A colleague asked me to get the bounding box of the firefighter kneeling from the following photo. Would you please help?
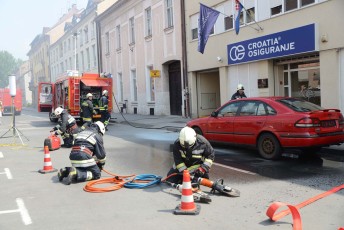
[57,121,107,185]
[51,107,79,148]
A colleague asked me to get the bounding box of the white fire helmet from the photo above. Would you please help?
[54,107,64,116]
[237,84,245,90]
[94,121,106,135]
[179,127,196,149]
[102,90,108,96]
[86,93,93,98]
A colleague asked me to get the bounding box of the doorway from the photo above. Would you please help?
[197,71,220,117]
[168,61,182,115]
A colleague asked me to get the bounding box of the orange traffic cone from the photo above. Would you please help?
[38,145,58,174]
[174,170,201,215]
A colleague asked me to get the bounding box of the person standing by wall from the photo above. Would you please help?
[81,93,95,130]
[231,84,247,100]
[99,90,110,131]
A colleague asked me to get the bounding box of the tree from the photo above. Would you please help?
[0,50,23,88]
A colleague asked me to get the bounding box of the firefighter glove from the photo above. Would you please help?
[97,162,105,170]
[194,167,206,178]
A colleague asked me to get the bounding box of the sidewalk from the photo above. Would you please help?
[109,112,190,132]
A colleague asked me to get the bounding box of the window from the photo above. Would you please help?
[285,0,298,11]
[118,73,123,102]
[129,17,135,44]
[86,48,90,70]
[79,29,83,46]
[59,44,63,57]
[145,7,152,37]
[147,66,155,101]
[271,5,282,16]
[165,0,174,28]
[301,0,315,7]
[81,51,84,71]
[69,57,72,70]
[218,101,242,117]
[246,7,255,24]
[191,28,198,40]
[131,70,137,101]
[76,54,79,70]
[116,25,121,49]
[90,22,95,39]
[105,32,110,54]
[224,16,234,30]
[239,101,257,116]
[92,45,96,67]
[84,26,89,43]
[68,39,71,51]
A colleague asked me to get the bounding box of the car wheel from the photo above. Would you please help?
[258,133,281,160]
[193,127,203,135]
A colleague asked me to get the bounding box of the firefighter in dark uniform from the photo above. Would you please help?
[166,126,215,184]
[81,93,95,130]
[51,107,79,147]
[57,121,107,185]
[231,84,247,100]
[99,90,110,130]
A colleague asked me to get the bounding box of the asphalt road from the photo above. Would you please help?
[0,111,343,230]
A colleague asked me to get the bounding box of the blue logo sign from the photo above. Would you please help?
[227,24,317,65]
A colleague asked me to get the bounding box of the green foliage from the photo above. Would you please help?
[0,50,22,88]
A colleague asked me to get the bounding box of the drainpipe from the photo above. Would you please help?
[181,0,190,118]
[96,19,102,74]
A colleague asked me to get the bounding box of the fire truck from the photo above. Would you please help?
[0,88,22,115]
[38,71,113,122]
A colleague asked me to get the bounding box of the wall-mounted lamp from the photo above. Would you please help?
[217,56,222,62]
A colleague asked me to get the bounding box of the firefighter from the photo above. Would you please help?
[231,84,247,100]
[81,93,95,130]
[99,90,110,131]
[50,107,79,147]
[57,121,107,185]
[166,126,215,184]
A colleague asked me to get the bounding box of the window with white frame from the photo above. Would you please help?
[165,0,174,28]
[131,69,137,101]
[116,25,121,49]
[145,7,152,37]
[105,32,110,54]
[76,54,79,70]
[117,73,123,102]
[147,66,155,101]
[92,45,96,67]
[86,48,90,70]
[65,60,68,70]
[84,26,89,43]
[91,22,95,39]
[79,29,83,46]
[68,38,71,51]
[69,57,72,70]
[270,0,316,16]
[129,17,135,44]
[81,51,84,71]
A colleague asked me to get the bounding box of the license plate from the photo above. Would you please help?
[321,120,336,127]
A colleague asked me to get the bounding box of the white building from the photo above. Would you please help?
[96,0,186,116]
[185,0,344,118]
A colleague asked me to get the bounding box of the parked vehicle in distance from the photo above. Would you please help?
[0,88,22,115]
[187,97,344,160]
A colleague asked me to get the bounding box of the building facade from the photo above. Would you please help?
[184,0,344,118]
[96,0,186,116]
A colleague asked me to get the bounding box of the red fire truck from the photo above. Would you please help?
[38,71,113,122]
[0,88,22,115]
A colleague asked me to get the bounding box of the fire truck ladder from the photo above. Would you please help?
[73,78,80,111]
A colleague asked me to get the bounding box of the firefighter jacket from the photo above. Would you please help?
[99,95,109,111]
[81,99,94,121]
[55,110,77,135]
[231,91,247,100]
[172,135,215,173]
[69,126,106,168]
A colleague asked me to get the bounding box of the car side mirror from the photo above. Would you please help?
[211,111,218,117]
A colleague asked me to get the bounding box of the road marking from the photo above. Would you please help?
[0,198,32,225]
[213,162,257,175]
[0,152,3,158]
[0,168,13,179]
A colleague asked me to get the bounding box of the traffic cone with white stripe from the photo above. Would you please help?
[38,145,58,174]
[174,169,201,215]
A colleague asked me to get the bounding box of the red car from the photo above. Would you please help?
[187,97,344,160]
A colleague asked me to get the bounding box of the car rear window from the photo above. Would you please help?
[277,98,324,112]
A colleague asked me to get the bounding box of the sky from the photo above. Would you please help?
[0,0,88,60]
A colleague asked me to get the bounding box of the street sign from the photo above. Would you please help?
[150,70,161,78]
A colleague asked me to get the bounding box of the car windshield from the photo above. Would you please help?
[277,98,324,112]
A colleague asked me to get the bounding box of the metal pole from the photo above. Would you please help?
[74,34,77,70]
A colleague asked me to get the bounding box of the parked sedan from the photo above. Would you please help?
[187,97,344,160]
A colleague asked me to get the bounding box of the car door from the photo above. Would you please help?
[207,101,242,143]
[233,101,269,145]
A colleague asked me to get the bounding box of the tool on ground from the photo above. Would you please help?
[266,184,344,230]
[195,177,240,197]
[174,170,201,215]
[38,145,58,174]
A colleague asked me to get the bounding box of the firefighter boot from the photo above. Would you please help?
[57,167,71,182]
[65,167,77,185]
